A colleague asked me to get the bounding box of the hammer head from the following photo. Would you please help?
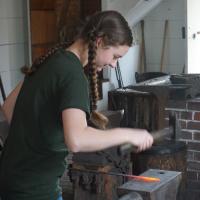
[168,111,180,140]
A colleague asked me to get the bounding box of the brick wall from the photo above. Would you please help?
[165,98,200,199]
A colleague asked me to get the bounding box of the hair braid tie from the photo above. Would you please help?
[90,111,109,130]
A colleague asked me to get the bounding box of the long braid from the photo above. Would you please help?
[21,42,72,76]
[88,30,99,110]
[87,29,108,129]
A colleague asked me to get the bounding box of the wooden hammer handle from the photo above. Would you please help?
[119,127,173,155]
[151,126,173,141]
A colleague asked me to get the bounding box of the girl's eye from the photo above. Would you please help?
[113,56,119,60]
[114,56,121,60]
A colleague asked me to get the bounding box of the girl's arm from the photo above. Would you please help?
[62,108,153,153]
[2,81,23,124]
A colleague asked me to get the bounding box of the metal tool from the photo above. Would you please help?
[118,169,182,200]
[71,168,160,182]
[115,61,124,88]
[119,112,180,155]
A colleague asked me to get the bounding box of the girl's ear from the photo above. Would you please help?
[96,37,104,48]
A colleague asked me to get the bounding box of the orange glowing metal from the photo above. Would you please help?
[73,168,160,183]
[127,175,160,182]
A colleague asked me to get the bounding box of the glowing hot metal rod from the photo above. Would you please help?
[71,168,160,183]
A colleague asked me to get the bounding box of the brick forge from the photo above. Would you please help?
[165,97,200,199]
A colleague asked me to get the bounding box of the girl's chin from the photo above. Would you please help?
[97,67,103,72]
[96,65,109,71]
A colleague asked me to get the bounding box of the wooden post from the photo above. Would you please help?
[160,20,169,72]
[139,20,147,73]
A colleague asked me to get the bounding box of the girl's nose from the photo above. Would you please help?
[110,60,118,68]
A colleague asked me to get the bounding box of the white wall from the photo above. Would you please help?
[144,0,186,74]
[101,0,164,27]
[186,0,200,73]
[0,0,28,103]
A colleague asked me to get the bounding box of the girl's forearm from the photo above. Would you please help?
[70,127,133,152]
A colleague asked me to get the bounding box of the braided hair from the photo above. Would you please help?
[87,30,108,129]
[21,42,72,75]
[22,10,133,129]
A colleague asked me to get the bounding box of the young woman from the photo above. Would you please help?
[0,11,153,200]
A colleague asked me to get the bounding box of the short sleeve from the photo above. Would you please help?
[58,69,90,119]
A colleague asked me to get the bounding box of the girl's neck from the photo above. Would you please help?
[66,39,88,67]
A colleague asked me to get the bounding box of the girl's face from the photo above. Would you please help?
[94,39,129,71]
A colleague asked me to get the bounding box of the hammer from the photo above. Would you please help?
[119,112,180,155]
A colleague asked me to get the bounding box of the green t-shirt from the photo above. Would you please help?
[0,50,90,200]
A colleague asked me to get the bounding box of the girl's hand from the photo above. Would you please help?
[129,129,153,152]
